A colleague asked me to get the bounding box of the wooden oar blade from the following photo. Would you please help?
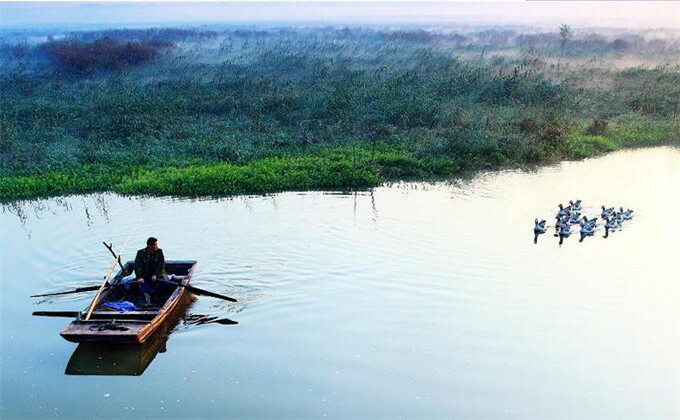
[185,284,237,302]
[159,278,237,302]
[33,311,82,318]
[30,285,104,298]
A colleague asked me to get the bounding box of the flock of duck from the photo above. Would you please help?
[533,199,634,243]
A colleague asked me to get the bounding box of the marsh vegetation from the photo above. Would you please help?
[1,25,679,200]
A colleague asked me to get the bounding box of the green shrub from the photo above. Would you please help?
[565,133,618,159]
[116,154,381,196]
[608,119,673,146]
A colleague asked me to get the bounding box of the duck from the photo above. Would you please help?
[579,220,595,235]
[582,215,597,228]
[555,215,569,229]
[614,211,625,224]
[534,218,547,233]
[601,206,614,218]
[604,217,618,230]
[558,224,572,237]
[557,204,570,218]
[570,199,583,211]
[620,207,634,220]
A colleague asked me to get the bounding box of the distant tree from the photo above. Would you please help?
[559,24,573,54]
[40,38,168,76]
[610,38,631,52]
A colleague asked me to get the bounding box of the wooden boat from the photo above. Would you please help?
[65,293,193,375]
[60,260,197,344]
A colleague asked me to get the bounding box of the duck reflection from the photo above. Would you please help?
[65,295,237,376]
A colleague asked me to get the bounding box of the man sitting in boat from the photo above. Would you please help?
[135,237,167,306]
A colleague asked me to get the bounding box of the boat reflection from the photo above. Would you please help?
[65,295,237,376]
[66,337,167,376]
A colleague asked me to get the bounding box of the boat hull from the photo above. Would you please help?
[60,260,196,344]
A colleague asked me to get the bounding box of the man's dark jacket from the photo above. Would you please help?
[134,248,166,280]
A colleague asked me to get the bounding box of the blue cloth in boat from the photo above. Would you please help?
[104,301,137,311]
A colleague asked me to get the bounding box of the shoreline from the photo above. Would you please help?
[2,131,677,202]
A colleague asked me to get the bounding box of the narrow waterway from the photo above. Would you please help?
[1,146,678,419]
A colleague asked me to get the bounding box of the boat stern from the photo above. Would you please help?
[61,320,149,344]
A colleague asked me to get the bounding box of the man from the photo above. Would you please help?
[134,237,166,306]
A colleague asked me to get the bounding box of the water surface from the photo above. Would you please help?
[1,146,679,419]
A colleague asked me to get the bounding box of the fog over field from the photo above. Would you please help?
[1,1,678,200]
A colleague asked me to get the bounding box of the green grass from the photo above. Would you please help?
[565,117,679,159]
[0,165,138,200]
[3,126,676,201]
[565,134,618,159]
[116,152,382,196]
[608,118,676,147]
[1,148,447,200]
[1,27,679,201]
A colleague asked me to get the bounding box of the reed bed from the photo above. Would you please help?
[1,26,678,200]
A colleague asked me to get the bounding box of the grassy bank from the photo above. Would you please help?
[565,117,678,159]
[1,25,679,201]
[0,148,446,200]
[2,122,676,201]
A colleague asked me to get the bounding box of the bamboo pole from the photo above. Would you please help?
[84,256,122,320]
[84,221,138,321]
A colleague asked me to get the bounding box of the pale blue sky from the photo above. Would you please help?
[1,1,678,29]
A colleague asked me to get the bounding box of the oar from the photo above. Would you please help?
[32,310,238,324]
[31,285,103,298]
[33,311,82,318]
[30,279,143,298]
[185,284,237,302]
[29,242,125,298]
[160,278,237,303]
[30,242,127,298]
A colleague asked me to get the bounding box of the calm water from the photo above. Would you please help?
[1,147,679,419]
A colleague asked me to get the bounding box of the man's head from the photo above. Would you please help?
[146,237,159,252]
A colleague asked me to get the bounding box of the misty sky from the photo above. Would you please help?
[0,1,678,29]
